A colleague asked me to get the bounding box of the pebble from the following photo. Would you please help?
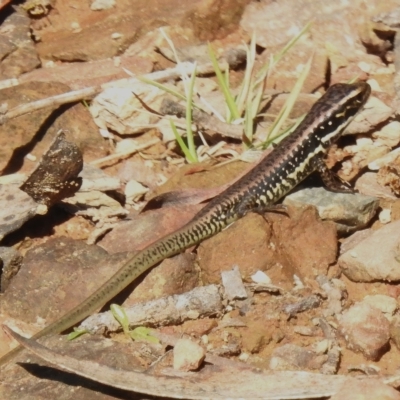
[173,338,205,371]
[221,265,247,300]
[339,220,400,282]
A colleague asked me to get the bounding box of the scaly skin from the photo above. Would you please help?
[0,82,371,367]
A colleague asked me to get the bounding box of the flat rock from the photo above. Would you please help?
[0,81,104,175]
[0,11,40,79]
[0,237,128,326]
[19,55,153,90]
[241,0,393,53]
[284,187,379,234]
[0,184,43,241]
[339,220,400,282]
[35,0,249,61]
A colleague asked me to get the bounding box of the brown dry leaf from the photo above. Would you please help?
[20,131,83,207]
[143,184,230,211]
[5,326,398,400]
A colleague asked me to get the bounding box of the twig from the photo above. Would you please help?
[79,285,223,334]
[160,98,243,140]
[0,60,236,126]
[89,138,160,167]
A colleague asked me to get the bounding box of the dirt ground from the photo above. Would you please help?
[1,0,400,399]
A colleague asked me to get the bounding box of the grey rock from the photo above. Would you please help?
[0,184,43,241]
[284,187,379,234]
[221,265,247,301]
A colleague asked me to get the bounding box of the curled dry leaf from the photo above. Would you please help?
[20,131,83,207]
[4,326,400,400]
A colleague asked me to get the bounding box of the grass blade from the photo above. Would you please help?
[264,53,313,146]
[208,44,239,121]
[170,120,197,163]
[185,63,197,161]
[138,76,187,102]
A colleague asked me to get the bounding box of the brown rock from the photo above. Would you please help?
[35,0,249,62]
[0,237,127,327]
[124,253,200,306]
[0,11,40,79]
[181,318,217,336]
[338,302,390,360]
[183,0,252,42]
[240,320,273,354]
[198,213,274,284]
[339,220,400,282]
[19,55,153,90]
[271,206,338,280]
[0,81,104,174]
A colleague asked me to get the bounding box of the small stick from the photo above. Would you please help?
[0,60,236,125]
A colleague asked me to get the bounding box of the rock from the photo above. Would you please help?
[181,318,217,336]
[36,0,248,62]
[363,295,397,320]
[198,213,275,285]
[316,276,346,317]
[91,0,116,11]
[241,320,273,354]
[284,187,379,234]
[339,229,372,254]
[338,302,390,360]
[339,220,400,282]
[331,378,400,400]
[389,315,400,351]
[372,121,400,148]
[241,0,366,53]
[19,55,153,90]
[0,11,40,79]
[269,343,327,371]
[369,148,400,170]
[173,338,205,371]
[221,265,247,301]
[0,184,44,241]
[379,208,392,224]
[125,179,149,204]
[283,295,322,317]
[0,81,105,174]
[0,247,22,293]
[355,172,398,200]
